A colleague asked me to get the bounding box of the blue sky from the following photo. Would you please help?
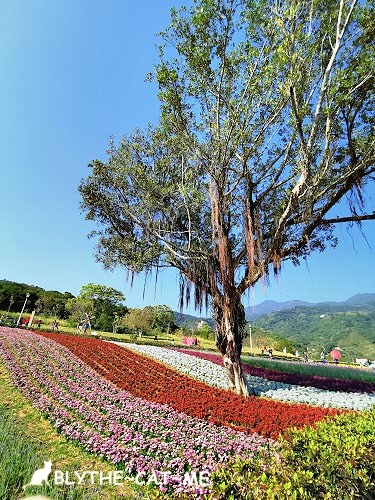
[0,1,374,313]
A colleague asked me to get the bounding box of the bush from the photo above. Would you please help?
[209,409,375,499]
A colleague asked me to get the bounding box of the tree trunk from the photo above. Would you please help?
[214,295,249,397]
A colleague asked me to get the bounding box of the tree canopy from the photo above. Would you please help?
[121,304,176,335]
[121,306,155,335]
[152,304,176,333]
[66,283,126,331]
[0,279,73,318]
[79,0,375,395]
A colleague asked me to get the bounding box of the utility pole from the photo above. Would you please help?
[248,323,253,355]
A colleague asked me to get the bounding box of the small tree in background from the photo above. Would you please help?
[152,304,176,333]
[66,296,95,326]
[67,283,126,331]
[79,0,375,396]
[121,307,155,336]
[197,322,216,340]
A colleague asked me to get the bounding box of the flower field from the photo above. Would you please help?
[0,328,275,496]
[155,348,374,410]
[38,331,342,437]
[1,326,373,498]
[117,343,375,410]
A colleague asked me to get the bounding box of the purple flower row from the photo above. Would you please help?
[0,328,277,496]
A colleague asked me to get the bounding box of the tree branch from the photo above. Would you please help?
[321,214,375,224]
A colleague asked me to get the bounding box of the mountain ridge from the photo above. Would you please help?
[174,293,375,328]
[245,293,375,320]
[253,295,375,360]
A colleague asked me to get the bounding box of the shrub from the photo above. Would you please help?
[209,409,375,499]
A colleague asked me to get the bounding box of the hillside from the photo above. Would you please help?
[245,293,375,320]
[174,312,300,355]
[254,299,375,361]
[245,299,313,319]
[174,312,216,330]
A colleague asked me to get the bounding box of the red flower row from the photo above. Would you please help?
[40,333,342,439]
[176,349,375,394]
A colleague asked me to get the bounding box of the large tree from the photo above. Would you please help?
[79,0,374,396]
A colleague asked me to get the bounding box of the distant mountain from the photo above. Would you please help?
[174,312,215,330]
[344,293,375,306]
[175,294,375,330]
[253,297,375,361]
[245,299,313,320]
[245,293,375,320]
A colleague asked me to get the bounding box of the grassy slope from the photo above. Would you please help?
[5,309,374,371]
[0,309,328,364]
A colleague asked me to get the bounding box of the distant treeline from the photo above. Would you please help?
[0,279,299,353]
[0,280,175,335]
[0,280,74,318]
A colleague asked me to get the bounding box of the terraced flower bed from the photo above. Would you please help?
[6,327,374,497]
[38,331,343,438]
[0,328,276,496]
[122,344,375,410]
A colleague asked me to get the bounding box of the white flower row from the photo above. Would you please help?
[109,342,375,411]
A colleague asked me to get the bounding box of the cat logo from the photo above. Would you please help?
[23,460,53,490]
